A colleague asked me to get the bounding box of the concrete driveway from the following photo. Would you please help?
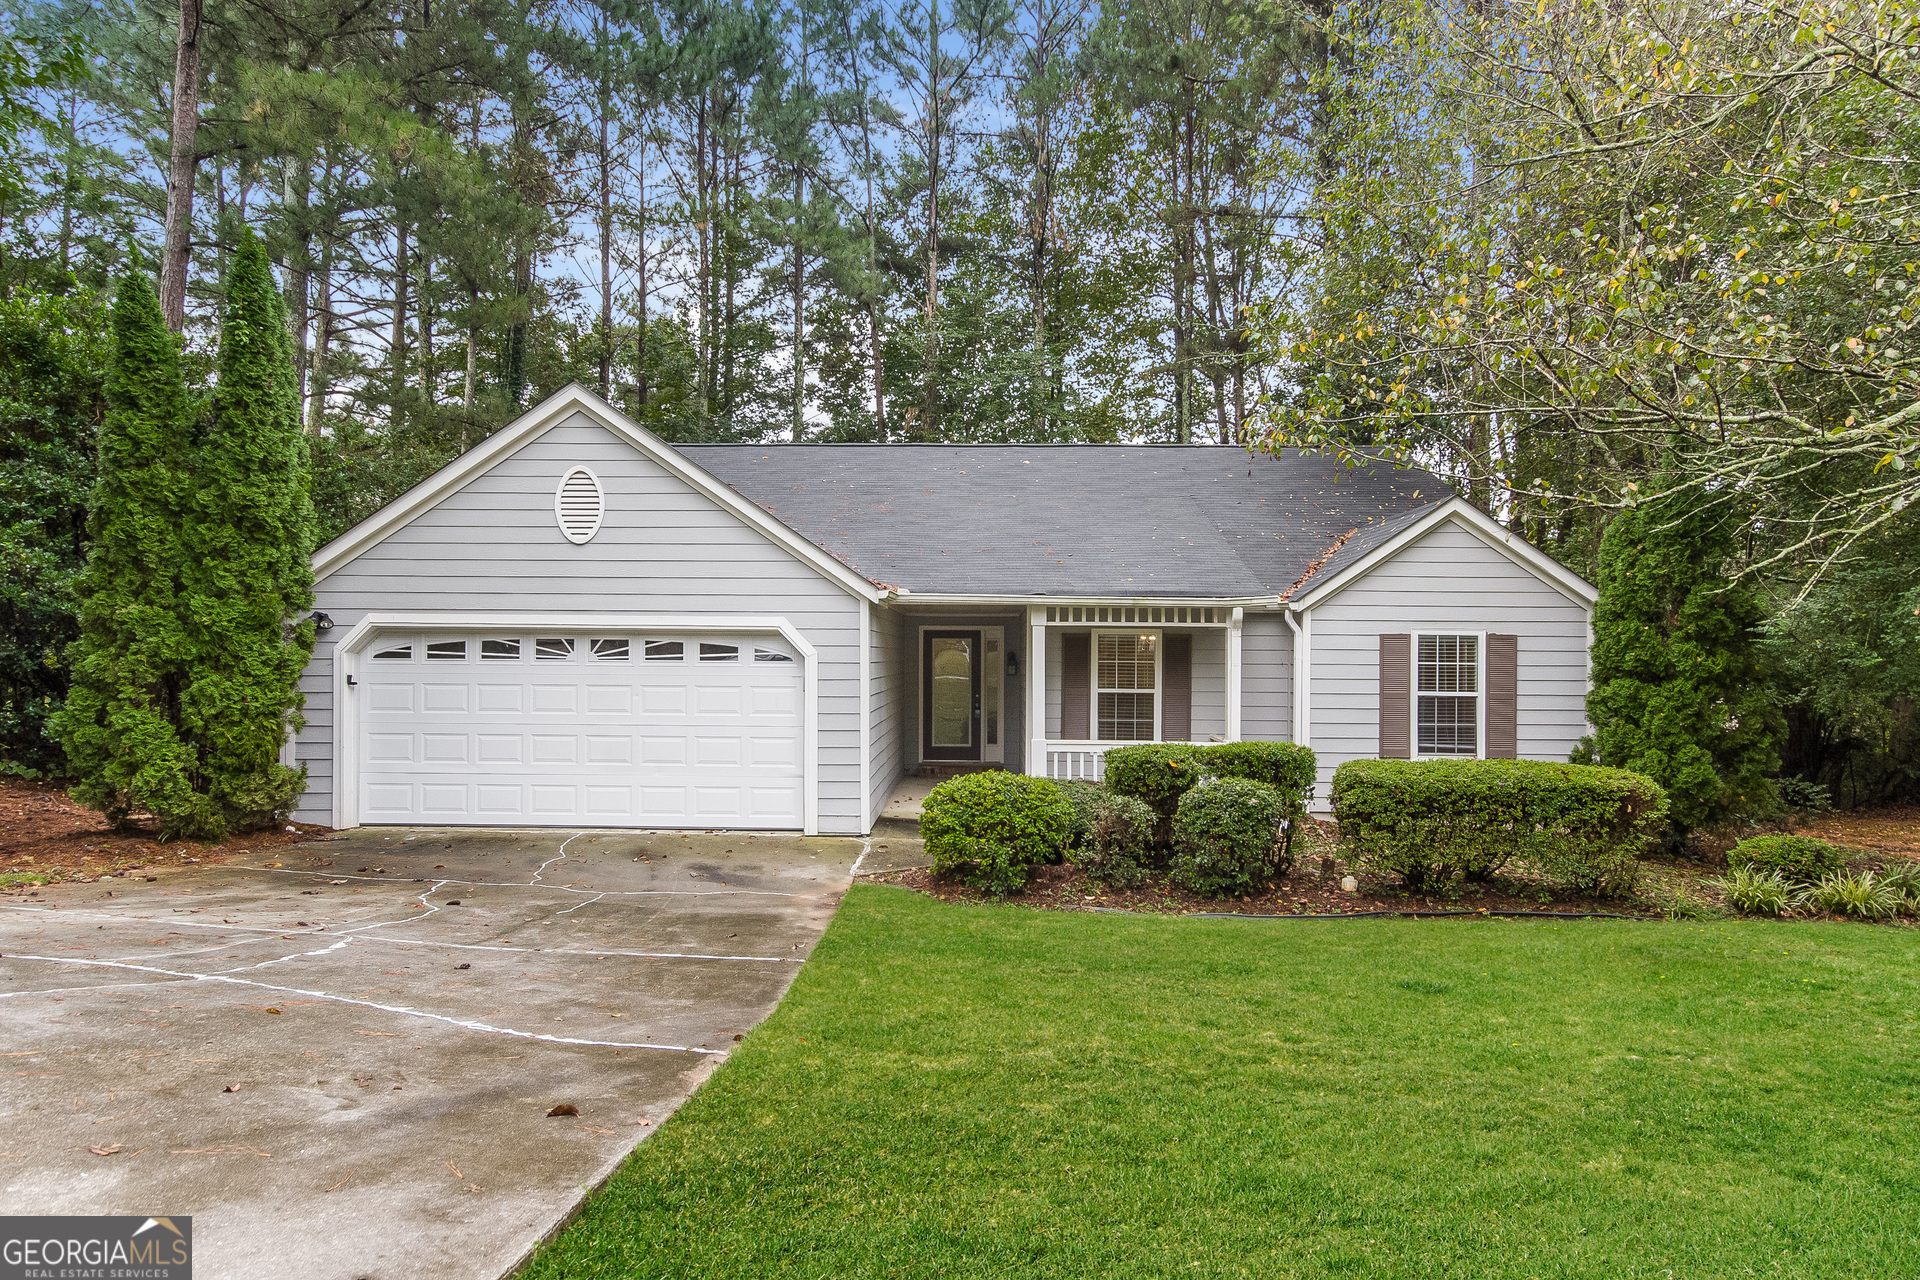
[0,826,864,1279]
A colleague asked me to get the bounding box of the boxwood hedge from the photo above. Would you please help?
[1726,834,1844,886]
[1170,778,1292,896]
[1331,758,1667,894]
[920,771,1073,896]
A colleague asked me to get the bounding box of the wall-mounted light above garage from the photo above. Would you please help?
[554,466,605,544]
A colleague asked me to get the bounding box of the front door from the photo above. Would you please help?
[922,629,982,762]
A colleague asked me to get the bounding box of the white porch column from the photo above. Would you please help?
[1027,605,1048,777]
[1226,607,1244,742]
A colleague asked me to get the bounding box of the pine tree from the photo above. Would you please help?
[175,227,316,834]
[50,272,211,833]
[1585,480,1782,841]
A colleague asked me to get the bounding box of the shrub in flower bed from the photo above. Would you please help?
[1059,780,1109,848]
[1726,834,1844,886]
[1799,870,1901,919]
[1712,866,1796,917]
[1070,790,1157,888]
[1200,740,1317,869]
[1169,777,1291,897]
[920,771,1073,896]
[1104,743,1208,823]
[1332,758,1667,895]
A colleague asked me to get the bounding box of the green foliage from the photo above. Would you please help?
[1878,861,1920,910]
[1169,777,1290,897]
[920,770,1073,896]
[1059,779,1109,848]
[1712,867,1796,918]
[50,272,205,832]
[1103,743,1208,819]
[1200,741,1317,798]
[1799,871,1901,920]
[0,288,106,773]
[1332,758,1668,896]
[1586,481,1782,840]
[1726,835,1844,886]
[176,228,317,832]
[1071,790,1156,889]
[53,242,315,841]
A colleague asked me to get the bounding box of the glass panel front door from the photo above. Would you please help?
[922,630,982,761]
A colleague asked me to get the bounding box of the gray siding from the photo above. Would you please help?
[1241,611,1294,741]
[1305,522,1590,807]
[868,602,908,825]
[295,411,868,833]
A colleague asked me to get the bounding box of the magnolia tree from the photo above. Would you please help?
[1261,0,1920,592]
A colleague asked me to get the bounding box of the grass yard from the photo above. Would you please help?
[522,886,1920,1279]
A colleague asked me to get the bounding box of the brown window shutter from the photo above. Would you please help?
[1162,633,1192,741]
[1486,634,1518,759]
[1061,633,1090,740]
[1379,634,1411,758]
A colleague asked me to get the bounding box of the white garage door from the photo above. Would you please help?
[357,631,804,828]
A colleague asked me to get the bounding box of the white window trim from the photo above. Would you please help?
[1093,628,1163,744]
[327,612,819,835]
[1410,630,1486,760]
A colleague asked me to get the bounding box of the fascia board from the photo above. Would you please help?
[898,592,1279,608]
[311,384,881,604]
[1289,499,1597,611]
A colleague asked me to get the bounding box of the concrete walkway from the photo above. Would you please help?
[0,827,861,1280]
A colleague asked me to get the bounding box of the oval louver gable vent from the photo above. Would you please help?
[554,467,605,544]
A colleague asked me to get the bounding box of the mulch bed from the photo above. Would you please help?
[0,776,328,885]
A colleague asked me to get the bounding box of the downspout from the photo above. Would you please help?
[1281,604,1308,748]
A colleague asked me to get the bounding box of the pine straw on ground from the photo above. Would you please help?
[0,776,328,886]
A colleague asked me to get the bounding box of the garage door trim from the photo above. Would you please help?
[329,612,818,834]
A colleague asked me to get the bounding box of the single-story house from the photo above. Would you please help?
[291,385,1596,835]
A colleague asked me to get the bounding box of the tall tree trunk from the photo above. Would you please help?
[391,222,410,426]
[284,162,312,408]
[696,96,711,423]
[597,18,613,397]
[421,254,435,406]
[160,0,203,331]
[919,0,941,441]
[636,130,649,410]
[307,223,334,434]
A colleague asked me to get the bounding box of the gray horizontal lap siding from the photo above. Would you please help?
[1239,612,1293,742]
[1306,523,1590,806]
[293,414,868,834]
[868,603,908,827]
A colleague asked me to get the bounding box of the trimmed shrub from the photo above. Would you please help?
[1726,835,1844,886]
[1104,743,1208,820]
[1169,778,1290,897]
[920,771,1073,896]
[1332,758,1668,895]
[1074,792,1156,889]
[1200,740,1318,870]
[1712,867,1796,917]
[1799,871,1900,920]
[1201,741,1318,799]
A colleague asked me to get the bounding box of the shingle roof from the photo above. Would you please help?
[676,444,1447,599]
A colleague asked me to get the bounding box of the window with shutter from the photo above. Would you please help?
[1379,634,1411,758]
[1162,633,1193,741]
[1486,634,1518,759]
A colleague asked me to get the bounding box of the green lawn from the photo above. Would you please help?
[522,886,1920,1279]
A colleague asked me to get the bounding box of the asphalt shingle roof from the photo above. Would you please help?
[678,444,1447,599]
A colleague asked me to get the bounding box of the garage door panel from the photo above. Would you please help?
[640,736,685,764]
[422,734,468,763]
[585,735,632,764]
[532,685,578,713]
[476,735,523,763]
[530,735,577,763]
[360,631,803,830]
[694,685,742,715]
[640,686,687,715]
[369,685,413,713]
[478,684,523,713]
[423,685,468,712]
[694,736,742,766]
[367,733,414,763]
[586,685,632,714]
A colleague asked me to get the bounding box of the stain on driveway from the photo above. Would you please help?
[0,827,862,1279]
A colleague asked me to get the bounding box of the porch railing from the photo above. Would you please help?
[1044,741,1115,782]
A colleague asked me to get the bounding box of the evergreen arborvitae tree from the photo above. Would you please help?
[1585,479,1782,841]
[50,274,212,833]
[176,227,317,833]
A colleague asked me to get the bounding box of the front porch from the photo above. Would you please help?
[874,602,1245,812]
